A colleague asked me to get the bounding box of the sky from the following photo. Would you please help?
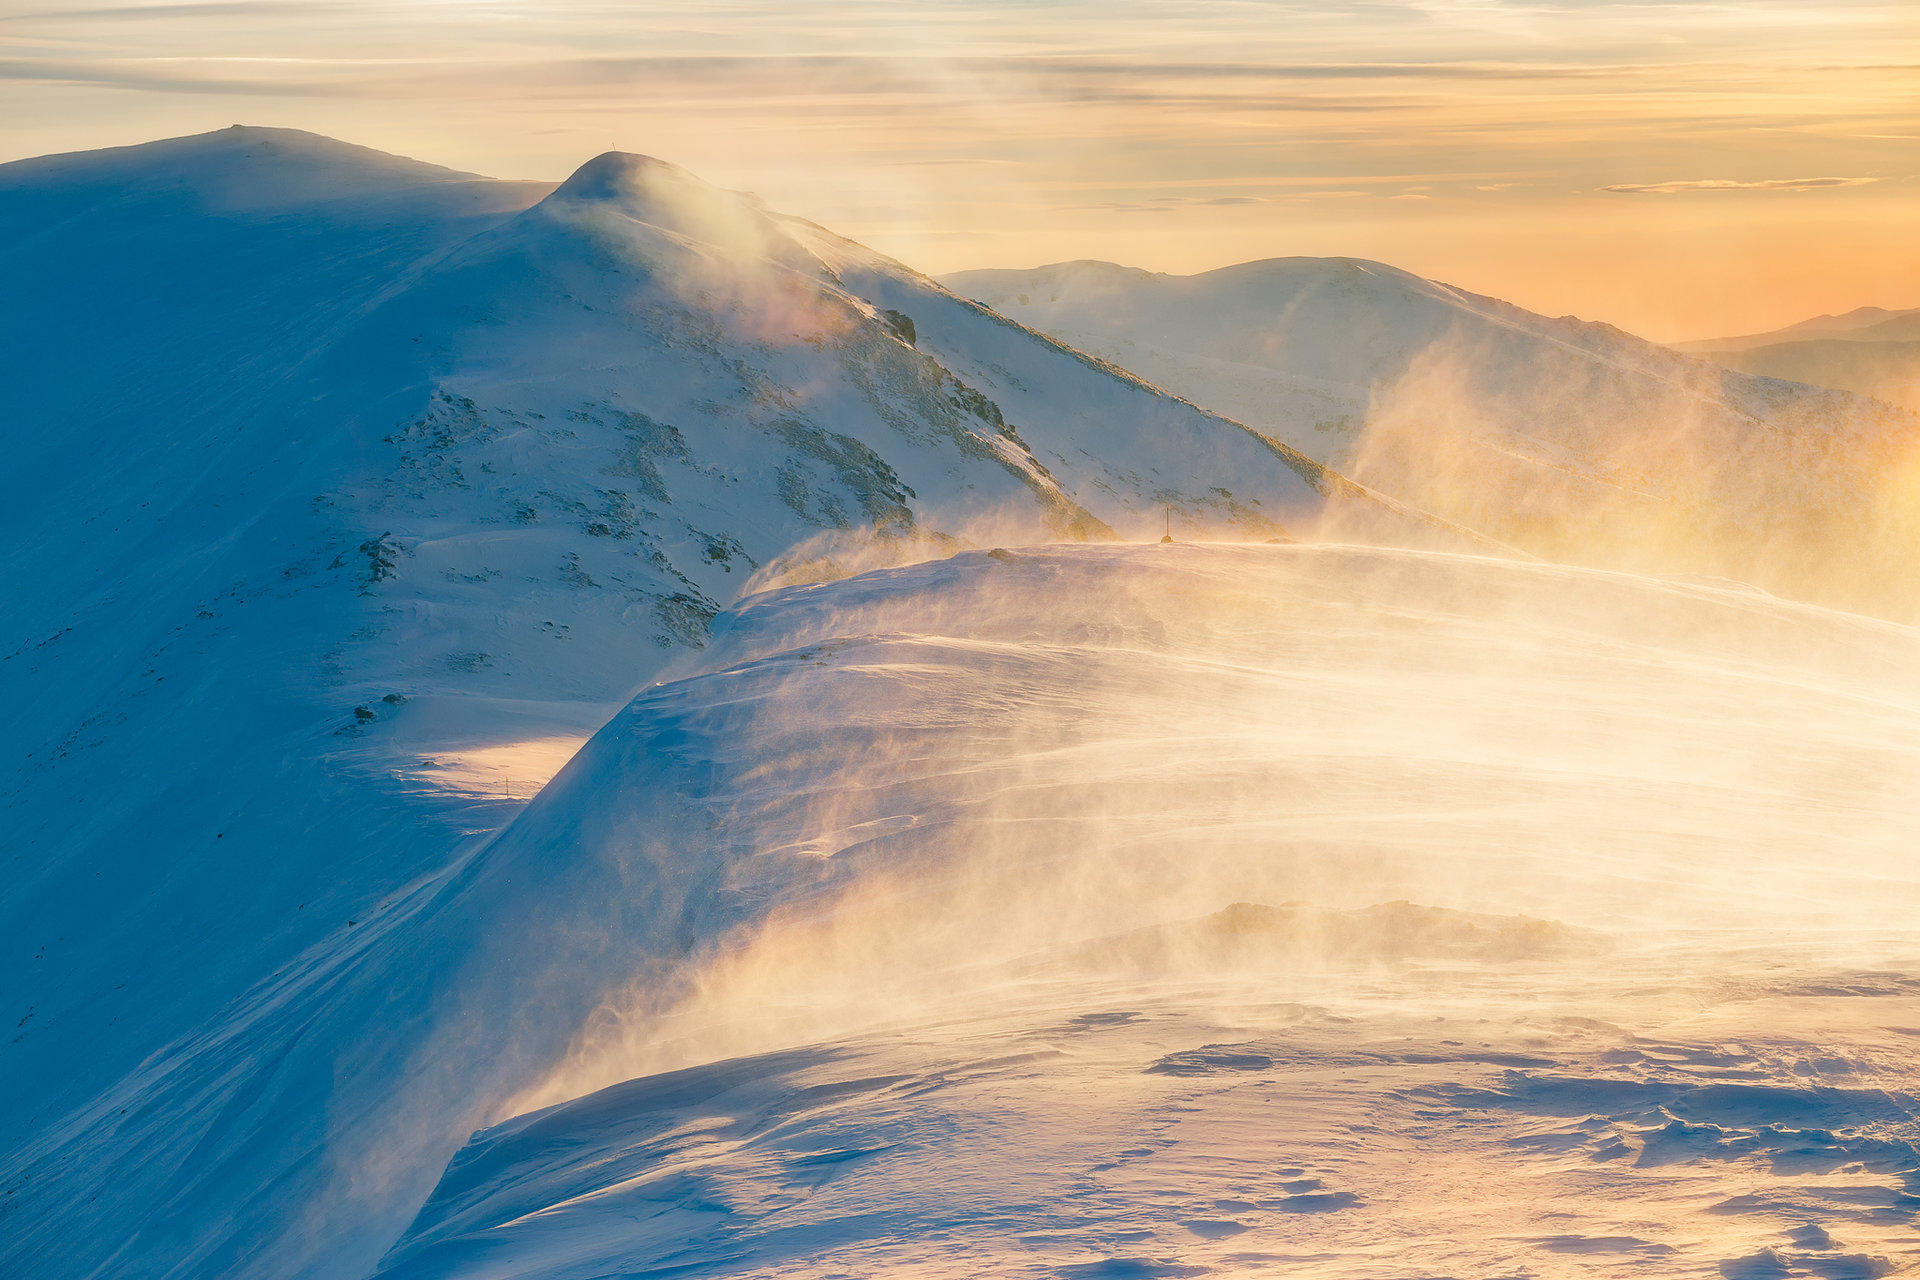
[3,0,1916,341]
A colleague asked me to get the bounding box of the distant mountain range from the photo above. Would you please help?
[1681,305,1920,350]
[945,259,1920,619]
[1674,307,1920,413]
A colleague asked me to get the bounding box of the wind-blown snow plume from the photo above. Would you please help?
[362,543,1920,1278]
[948,258,1920,621]
[1345,335,1920,621]
[491,544,1920,1117]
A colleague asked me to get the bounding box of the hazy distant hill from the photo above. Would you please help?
[946,259,1920,620]
[1680,305,1920,350]
[1675,308,1920,412]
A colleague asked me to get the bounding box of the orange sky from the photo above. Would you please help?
[5,1,1916,340]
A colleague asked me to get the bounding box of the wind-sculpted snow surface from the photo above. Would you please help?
[369,544,1920,1280]
[946,259,1920,621]
[15,544,1916,1278]
[361,543,1919,1279]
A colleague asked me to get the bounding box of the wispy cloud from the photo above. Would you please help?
[0,56,369,96]
[2,0,1915,338]
[1601,176,1881,194]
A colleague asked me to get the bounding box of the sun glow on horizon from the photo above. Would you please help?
[4,0,1917,339]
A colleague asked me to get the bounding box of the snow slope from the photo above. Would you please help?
[0,131,1441,1279]
[944,260,1920,619]
[18,541,1915,1278]
[368,543,1920,1279]
[381,969,1920,1280]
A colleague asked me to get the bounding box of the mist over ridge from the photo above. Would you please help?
[947,258,1920,623]
[4,125,1920,1280]
[0,125,1434,1280]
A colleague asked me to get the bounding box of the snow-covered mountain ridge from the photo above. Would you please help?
[17,541,1915,1279]
[361,541,1920,1279]
[945,259,1920,620]
[0,128,1445,1280]
[9,125,1920,1280]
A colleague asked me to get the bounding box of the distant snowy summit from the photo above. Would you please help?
[948,258,1920,621]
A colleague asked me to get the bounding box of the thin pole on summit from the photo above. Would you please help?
[1161,506,1174,544]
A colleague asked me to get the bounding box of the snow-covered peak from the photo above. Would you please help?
[973,257,1163,291]
[1684,303,1920,350]
[10,124,1920,1280]
[548,150,712,205]
[529,147,829,281]
[0,124,501,215]
[944,254,1630,411]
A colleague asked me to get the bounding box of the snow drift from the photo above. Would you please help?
[374,542,1920,1278]
[16,542,1920,1277]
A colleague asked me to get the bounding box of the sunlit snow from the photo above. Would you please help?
[381,543,1920,1279]
[5,129,1919,1280]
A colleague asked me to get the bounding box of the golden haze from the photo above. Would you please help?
[3,1,1916,340]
